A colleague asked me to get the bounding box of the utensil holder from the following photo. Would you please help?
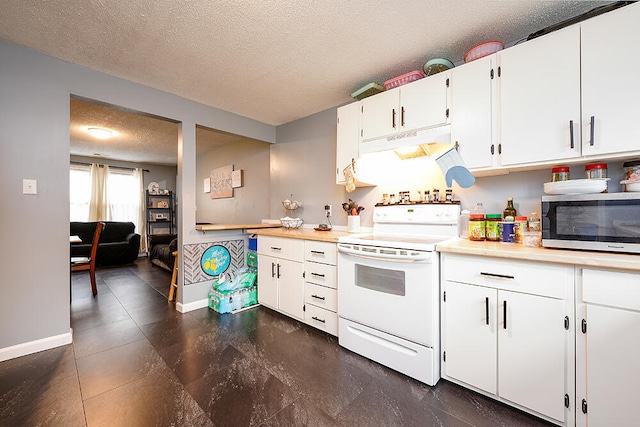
[347,216,360,233]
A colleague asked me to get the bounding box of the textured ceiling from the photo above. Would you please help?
[1,0,614,165]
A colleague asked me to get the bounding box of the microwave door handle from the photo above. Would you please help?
[337,245,430,262]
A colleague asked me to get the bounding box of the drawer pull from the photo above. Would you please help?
[480,272,515,280]
[311,294,326,301]
[310,250,325,255]
[311,272,325,278]
[270,246,282,251]
[312,316,326,324]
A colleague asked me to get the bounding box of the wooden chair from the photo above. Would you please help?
[169,250,178,302]
[71,221,104,296]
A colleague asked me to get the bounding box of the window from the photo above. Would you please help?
[70,164,91,221]
[107,169,140,228]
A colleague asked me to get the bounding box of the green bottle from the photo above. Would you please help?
[503,197,517,220]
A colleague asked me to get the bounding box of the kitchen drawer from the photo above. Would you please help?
[305,304,338,336]
[257,236,304,262]
[304,260,337,289]
[442,254,571,299]
[304,241,337,265]
[305,282,337,312]
[582,268,640,312]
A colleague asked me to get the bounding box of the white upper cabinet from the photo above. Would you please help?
[360,72,449,142]
[581,2,640,158]
[336,102,360,184]
[498,25,581,167]
[451,54,496,170]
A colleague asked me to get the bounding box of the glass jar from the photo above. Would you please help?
[528,212,541,232]
[485,214,502,241]
[445,189,453,203]
[469,214,486,241]
[459,210,470,239]
[551,166,570,182]
[432,189,440,203]
[389,194,396,204]
[585,163,608,179]
[514,216,527,244]
[623,160,640,181]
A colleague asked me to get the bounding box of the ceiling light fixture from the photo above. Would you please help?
[87,127,113,139]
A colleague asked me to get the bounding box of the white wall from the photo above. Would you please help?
[0,40,275,359]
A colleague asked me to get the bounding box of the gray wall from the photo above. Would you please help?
[0,39,275,354]
[272,108,347,227]
[196,139,271,224]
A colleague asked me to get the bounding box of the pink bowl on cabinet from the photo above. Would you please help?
[464,40,504,63]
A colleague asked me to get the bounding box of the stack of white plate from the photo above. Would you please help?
[543,178,609,195]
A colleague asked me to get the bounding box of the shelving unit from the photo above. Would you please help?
[146,190,176,236]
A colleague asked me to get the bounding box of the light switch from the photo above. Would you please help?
[23,179,37,195]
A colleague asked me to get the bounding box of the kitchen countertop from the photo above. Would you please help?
[195,223,281,232]
[437,239,640,272]
[247,227,350,243]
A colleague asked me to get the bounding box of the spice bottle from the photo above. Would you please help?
[433,189,440,203]
[445,189,453,203]
[503,197,517,220]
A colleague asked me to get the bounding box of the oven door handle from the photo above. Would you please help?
[337,244,431,262]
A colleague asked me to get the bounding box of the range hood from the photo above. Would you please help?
[359,125,451,156]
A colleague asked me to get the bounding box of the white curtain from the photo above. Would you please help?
[88,163,108,221]
[134,168,147,253]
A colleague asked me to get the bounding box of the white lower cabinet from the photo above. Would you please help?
[257,236,338,335]
[257,236,304,320]
[303,240,338,336]
[576,268,640,427]
[442,254,574,425]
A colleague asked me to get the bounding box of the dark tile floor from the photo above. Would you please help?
[0,259,554,426]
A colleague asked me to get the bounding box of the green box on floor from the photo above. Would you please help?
[208,286,258,314]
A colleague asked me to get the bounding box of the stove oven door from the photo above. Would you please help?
[337,244,438,347]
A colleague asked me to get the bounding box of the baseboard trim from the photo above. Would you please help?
[0,330,73,362]
[176,298,208,313]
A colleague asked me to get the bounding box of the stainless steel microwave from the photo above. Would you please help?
[542,192,640,254]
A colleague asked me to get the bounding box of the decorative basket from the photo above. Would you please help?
[280,217,303,229]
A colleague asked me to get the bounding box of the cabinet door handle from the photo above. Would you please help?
[569,120,574,149]
[401,106,405,127]
[311,294,326,300]
[270,246,281,251]
[310,250,325,255]
[277,263,281,279]
[392,108,396,129]
[311,272,325,278]
[480,272,515,280]
[485,297,490,325]
[503,300,507,330]
[271,262,275,278]
[590,115,595,146]
[312,316,326,324]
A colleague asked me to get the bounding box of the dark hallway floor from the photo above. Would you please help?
[0,259,553,426]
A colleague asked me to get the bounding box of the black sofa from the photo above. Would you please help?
[148,234,177,272]
[70,221,141,267]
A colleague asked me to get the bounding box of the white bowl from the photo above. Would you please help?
[280,217,303,229]
[626,181,640,192]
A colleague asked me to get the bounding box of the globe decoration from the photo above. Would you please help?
[201,245,231,276]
